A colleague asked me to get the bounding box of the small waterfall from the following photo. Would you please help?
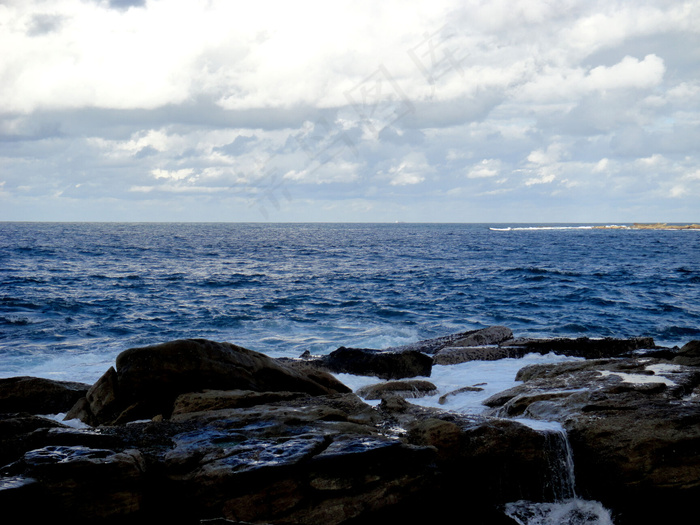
[504,422,614,525]
[543,426,577,501]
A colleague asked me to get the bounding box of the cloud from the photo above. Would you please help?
[1,0,699,222]
[283,160,361,185]
[385,153,432,186]
[684,169,700,181]
[585,54,665,91]
[467,159,502,179]
[518,54,666,107]
[593,158,609,173]
[26,13,66,36]
[524,173,556,186]
[669,185,687,198]
[108,0,146,10]
[527,143,566,165]
[151,168,193,181]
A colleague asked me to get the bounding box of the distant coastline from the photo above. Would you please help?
[594,223,700,230]
[489,223,700,231]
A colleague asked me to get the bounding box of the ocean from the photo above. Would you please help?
[1,222,699,385]
[3,221,696,524]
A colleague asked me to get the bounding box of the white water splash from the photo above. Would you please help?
[505,499,614,525]
[504,426,614,525]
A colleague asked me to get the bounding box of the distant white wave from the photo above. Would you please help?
[489,226,598,231]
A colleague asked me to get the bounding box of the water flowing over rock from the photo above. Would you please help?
[1,333,699,524]
[484,344,700,524]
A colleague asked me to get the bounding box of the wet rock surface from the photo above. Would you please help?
[498,335,659,359]
[0,376,89,414]
[1,331,698,524]
[385,326,662,365]
[67,339,351,426]
[355,380,438,400]
[312,347,433,380]
[483,349,700,524]
[387,325,514,355]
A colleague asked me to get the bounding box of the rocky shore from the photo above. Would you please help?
[1,327,699,524]
[593,223,700,230]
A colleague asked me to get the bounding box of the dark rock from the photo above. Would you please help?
[673,340,700,366]
[456,418,560,503]
[403,414,564,503]
[195,435,436,525]
[0,413,67,467]
[17,445,146,522]
[438,385,485,405]
[356,380,437,400]
[6,334,700,525]
[0,476,50,521]
[171,390,307,416]
[199,518,252,525]
[159,393,438,525]
[387,325,514,354]
[434,345,527,365]
[0,376,89,414]
[499,336,657,359]
[445,325,514,348]
[406,418,462,461]
[484,355,700,524]
[567,400,700,524]
[388,328,654,362]
[319,347,432,379]
[283,358,357,391]
[169,393,381,436]
[67,339,351,425]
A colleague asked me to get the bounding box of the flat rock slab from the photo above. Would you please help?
[434,345,527,365]
[386,326,514,355]
[318,347,433,379]
[500,336,657,358]
[356,380,438,400]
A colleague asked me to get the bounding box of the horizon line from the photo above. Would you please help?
[2,220,698,225]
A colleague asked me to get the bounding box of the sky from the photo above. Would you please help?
[1,0,699,223]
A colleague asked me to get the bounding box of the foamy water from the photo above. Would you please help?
[336,351,581,414]
[338,353,616,525]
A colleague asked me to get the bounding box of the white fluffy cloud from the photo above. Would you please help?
[467,159,502,179]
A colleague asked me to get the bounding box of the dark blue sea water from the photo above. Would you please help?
[1,222,699,383]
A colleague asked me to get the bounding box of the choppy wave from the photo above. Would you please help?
[1,222,699,382]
